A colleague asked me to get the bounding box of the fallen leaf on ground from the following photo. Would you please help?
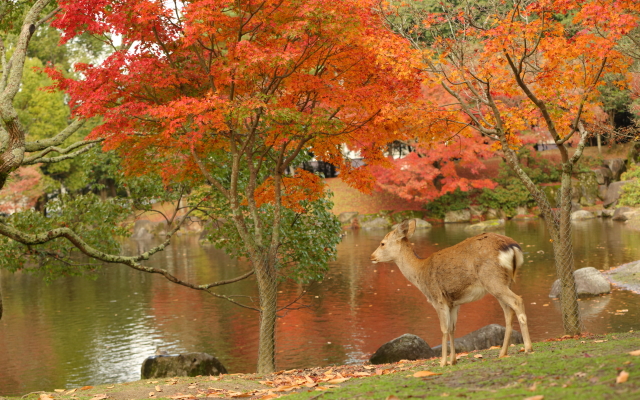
[489,346,501,350]
[90,395,108,400]
[386,396,400,400]
[80,387,94,391]
[155,386,162,392]
[259,395,279,400]
[39,395,54,400]
[66,389,77,395]
[528,383,537,391]
[54,389,65,393]
[524,396,544,400]
[149,392,156,398]
[617,371,629,384]
[327,377,350,384]
[474,354,483,359]
[629,350,640,356]
[413,371,441,377]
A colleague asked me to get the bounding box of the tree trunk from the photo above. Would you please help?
[551,168,581,335]
[0,274,3,321]
[254,257,278,373]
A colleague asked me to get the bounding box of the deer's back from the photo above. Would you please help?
[414,233,521,304]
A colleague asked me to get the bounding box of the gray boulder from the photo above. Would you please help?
[612,206,631,221]
[484,208,505,220]
[444,209,471,223]
[392,218,432,231]
[604,180,632,208]
[359,216,392,230]
[141,353,227,379]
[577,171,599,206]
[593,166,613,186]
[571,210,595,221]
[464,219,505,234]
[369,334,437,364]
[605,158,627,181]
[549,267,611,298]
[431,324,524,355]
[338,212,358,225]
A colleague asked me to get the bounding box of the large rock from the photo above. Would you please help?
[593,166,613,186]
[444,209,471,223]
[141,353,227,379]
[577,171,599,206]
[604,260,640,293]
[391,210,424,223]
[604,180,633,208]
[464,219,505,234]
[484,208,505,220]
[431,324,524,355]
[359,215,392,230]
[392,218,432,231]
[571,210,596,220]
[549,267,611,298]
[612,206,632,221]
[369,334,437,364]
[605,158,627,181]
[338,212,358,225]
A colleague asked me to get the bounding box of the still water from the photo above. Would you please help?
[1,219,640,394]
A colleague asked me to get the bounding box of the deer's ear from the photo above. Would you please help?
[398,219,416,239]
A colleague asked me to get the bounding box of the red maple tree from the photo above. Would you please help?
[48,0,422,372]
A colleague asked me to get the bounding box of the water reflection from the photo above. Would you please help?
[1,219,639,394]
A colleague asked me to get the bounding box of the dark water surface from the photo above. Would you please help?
[1,219,639,394]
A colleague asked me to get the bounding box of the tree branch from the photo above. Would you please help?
[24,119,85,152]
[22,138,102,165]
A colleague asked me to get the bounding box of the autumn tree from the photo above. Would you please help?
[379,0,639,335]
[11,0,422,373]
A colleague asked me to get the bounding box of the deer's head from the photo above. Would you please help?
[370,219,416,263]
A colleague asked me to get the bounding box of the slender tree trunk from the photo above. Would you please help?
[551,167,581,335]
[0,273,3,321]
[254,257,278,373]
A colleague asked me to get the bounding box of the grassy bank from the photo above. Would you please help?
[6,332,639,400]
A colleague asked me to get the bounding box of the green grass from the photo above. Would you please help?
[286,332,640,400]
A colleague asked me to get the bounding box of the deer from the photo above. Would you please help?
[370,219,533,367]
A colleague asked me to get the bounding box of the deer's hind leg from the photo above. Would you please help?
[498,299,515,357]
[479,273,533,354]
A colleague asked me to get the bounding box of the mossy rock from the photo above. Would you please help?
[391,210,424,223]
[577,171,599,206]
[358,213,393,230]
[141,353,227,379]
[541,184,561,207]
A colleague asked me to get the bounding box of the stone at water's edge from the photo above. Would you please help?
[338,211,358,225]
[571,210,596,220]
[612,206,632,221]
[603,261,640,293]
[141,353,227,379]
[464,219,505,234]
[369,334,437,364]
[549,267,611,298]
[431,324,524,355]
[359,216,393,230]
[604,180,633,208]
[444,209,471,223]
[391,218,432,231]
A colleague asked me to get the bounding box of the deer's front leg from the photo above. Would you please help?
[435,305,451,367]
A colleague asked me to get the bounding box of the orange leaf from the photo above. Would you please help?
[413,371,441,377]
[617,371,629,384]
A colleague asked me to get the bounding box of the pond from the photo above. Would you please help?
[1,219,639,395]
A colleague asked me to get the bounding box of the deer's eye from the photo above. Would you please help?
[381,243,385,246]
